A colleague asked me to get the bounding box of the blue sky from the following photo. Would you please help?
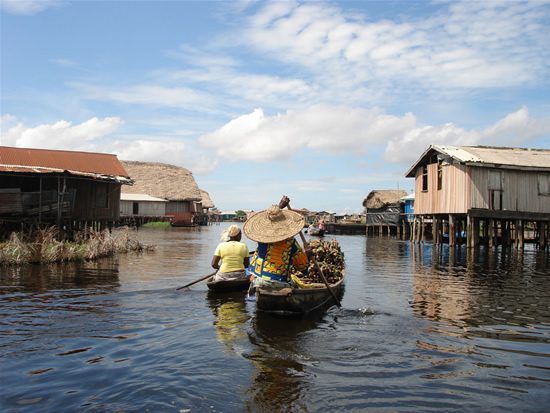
[1,0,549,213]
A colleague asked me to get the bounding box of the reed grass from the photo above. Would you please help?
[0,227,154,266]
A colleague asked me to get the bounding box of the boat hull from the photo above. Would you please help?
[307,228,325,236]
[256,275,344,317]
[206,276,250,292]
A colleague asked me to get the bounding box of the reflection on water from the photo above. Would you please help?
[1,227,549,412]
[246,313,321,413]
[206,291,250,354]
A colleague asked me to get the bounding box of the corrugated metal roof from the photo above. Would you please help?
[0,146,131,182]
[406,145,550,177]
[121,193,167,202]
[434,145,550,167]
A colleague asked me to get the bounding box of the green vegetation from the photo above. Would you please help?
[142,221,170,228]
[0,227,153,266]
[142,221,171,228]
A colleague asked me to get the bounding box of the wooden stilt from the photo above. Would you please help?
[449,214,455,247]
[517,219,524,250]
[432,216,439,245]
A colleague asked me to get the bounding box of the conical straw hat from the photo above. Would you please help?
[243,205,305,243]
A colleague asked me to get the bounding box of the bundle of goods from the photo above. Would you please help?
[291,239,344,285]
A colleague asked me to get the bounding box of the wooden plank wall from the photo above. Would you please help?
[470,168,550,214]
[413,163,470,215]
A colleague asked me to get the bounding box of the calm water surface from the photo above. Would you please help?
[1,225,549,412]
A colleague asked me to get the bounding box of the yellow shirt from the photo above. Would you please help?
[214,241,249,273]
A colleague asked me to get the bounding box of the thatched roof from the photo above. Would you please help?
[200,189,215,209]
[363,190,407,209]
[121,161,202,201]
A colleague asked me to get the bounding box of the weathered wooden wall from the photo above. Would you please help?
[414,163,550,216]
[120,200,166,216]
[470,168,550,213]
[0,174,121,221]
[413,163,470,215]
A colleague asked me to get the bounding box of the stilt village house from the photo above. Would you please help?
[0,146,131,234]
[405,145,550,249]
[363,189,407,237]
[120,161,202,226]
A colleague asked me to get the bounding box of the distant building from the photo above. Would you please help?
[363,189,407,236]
[220,211,238,221]
[401,193,415,220]
[405,145,550,248]
[198,189,215,213]
[121,161,202,227]
[194,189,215,225]
[0,146,131,235]
[120,193,167,217]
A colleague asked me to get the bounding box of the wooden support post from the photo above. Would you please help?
[432,216,438,244]
[467,215,473,248]
[449,214,455,247]
[488,219,494,248]
[456,219,462,245]
[420,217,426,242]
[517,219,524,250]
[538,221,545,249]
[473,217,479,248]
[502,221,509,247]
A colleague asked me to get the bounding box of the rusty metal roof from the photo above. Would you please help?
[0,146,131,182]
[406,145,550,177]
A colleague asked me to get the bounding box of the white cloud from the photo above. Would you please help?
[0,117,122,149]
[199,106,416,161]
[0,116,217,174]
[110,138,218,175]
[0,0,59,15]
[239,0,550,92]
[69,83,215,110]
[384,107,550,164]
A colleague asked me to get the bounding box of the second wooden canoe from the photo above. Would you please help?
[206,276,250,292]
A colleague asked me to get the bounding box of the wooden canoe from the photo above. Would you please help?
[255,272,345,317]
[206,276,250,292]
[307,227,325,236]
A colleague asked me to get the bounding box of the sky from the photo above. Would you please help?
[1,0,550,213]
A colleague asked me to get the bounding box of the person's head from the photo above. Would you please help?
[221,224,241,241]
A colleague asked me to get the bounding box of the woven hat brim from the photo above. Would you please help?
[243,209,305,243]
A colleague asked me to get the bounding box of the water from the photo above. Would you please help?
[1,226,549,412]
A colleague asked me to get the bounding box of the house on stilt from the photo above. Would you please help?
[121,161,202,227]
[363,189,407,237]
[0,146,132,237]
[405,145,550,249]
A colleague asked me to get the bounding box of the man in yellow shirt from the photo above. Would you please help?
[211,225,249,281]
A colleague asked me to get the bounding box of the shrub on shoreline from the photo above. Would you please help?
[0,227,153,266]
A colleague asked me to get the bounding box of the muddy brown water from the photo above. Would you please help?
[1,225,549,412]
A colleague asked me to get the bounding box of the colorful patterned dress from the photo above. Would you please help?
[249,238,309,283]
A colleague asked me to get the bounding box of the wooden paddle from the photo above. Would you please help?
[176,270,218,291]
[280,196,342,308]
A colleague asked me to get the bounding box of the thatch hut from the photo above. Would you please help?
[121,161,202,226]
[199,189,214,212]
[363,189,407,236]
[193,189,215,225]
